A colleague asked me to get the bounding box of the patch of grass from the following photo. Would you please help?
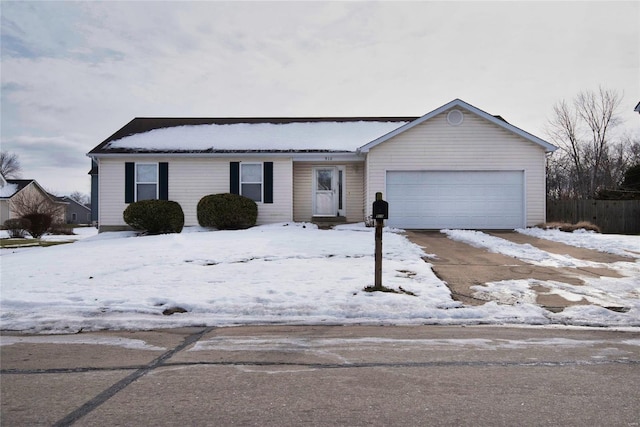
[536,221,601,233]
[0,239,74,249]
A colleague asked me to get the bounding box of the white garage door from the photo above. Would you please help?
[386,171,524,229]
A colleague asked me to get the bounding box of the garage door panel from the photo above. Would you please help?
[386,171,524,229]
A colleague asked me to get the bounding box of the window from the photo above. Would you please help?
[125,162,168,203]
[136,164,158,201]
[240,163,262,202]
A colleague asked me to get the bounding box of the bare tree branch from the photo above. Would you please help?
[0,151,22,178]
[546,87,628,199]
[11,190,64,219]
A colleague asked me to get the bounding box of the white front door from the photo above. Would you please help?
[313,167,337,216]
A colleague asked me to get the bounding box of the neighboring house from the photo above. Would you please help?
[635,101,640,114]
[0,175,67,225]
[87,99,557,232]
[61,196,92,225]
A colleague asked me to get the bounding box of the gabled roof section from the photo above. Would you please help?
[0,179,67,204]
[358,99,557,153]
[634,101,640,114]
[1,179,35,198]
[61,196,91,211]
[88,117,415,155]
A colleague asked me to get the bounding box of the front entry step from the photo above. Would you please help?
[312,216,347,229]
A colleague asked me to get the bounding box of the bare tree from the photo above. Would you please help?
[546,87,626,198]
[11,190,65,220]
[0,151,22,178]
[68,191,90,205]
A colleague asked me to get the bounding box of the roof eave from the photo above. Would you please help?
[88,150,363,159]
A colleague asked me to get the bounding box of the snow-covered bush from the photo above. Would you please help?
[3,218,32,238]
[123,200,184,234]
[197,193,257,230]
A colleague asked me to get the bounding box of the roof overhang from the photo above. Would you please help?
[88,151,364,161]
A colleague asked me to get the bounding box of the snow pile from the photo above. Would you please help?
[106,121,408,152]
[1,224,638,333]
[518,227,640,259]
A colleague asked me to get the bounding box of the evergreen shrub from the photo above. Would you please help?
[123,200,184,234]
[197,193,258,230]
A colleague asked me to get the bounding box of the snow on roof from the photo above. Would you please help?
[105,121,410,152]
[0,182,18,198]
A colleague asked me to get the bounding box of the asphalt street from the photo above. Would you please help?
[2,325,639,426]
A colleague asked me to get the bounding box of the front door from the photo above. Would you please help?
[313,167,337,216]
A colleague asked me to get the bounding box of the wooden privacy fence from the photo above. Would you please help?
[546,199,640,235]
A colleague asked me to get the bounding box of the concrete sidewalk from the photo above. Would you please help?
[405,230,628,312]
[2,325,639,426]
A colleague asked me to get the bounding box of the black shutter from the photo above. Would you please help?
[263,162,273,204]
[159,162,169,200]
[125,162,135,203]
[230,162,240,194]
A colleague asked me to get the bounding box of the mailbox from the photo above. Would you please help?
[372,199,389,220]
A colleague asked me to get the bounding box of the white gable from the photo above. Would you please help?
[358,99,556,153]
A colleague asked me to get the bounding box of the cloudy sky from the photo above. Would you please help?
[1,1,638,196]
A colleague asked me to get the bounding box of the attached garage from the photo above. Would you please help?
[386,171,524,229]
[360,99,557,230]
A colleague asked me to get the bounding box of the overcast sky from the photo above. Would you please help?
[1,1,638,196]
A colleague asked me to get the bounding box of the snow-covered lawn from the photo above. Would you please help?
[1,223,638,333]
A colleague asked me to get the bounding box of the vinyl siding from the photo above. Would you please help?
[365,110,548,226]
[345,162,365,222]
[293,162,364,222]
[0,200,10,223]
[98,157,293,229]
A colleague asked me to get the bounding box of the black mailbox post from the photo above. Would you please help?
[372,192,388,290]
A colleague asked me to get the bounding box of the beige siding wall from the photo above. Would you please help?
[98,158,128,227]
[0,200,10,223]
[98,157,293,229]
[365,110,548,226]
[293,162,365,223]
[292,163,313,222]
[346,162,365,222]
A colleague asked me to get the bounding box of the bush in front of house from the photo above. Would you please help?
[197,193,258,230]
[49,223,76,235]
[21,213,52,239]
[4,218,32,238]
[123,200,184,234]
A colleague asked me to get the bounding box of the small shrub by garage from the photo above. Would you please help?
[4,218,32,238]
[22,213,52,239]
[123,200,184,234]
[197,193,258,230]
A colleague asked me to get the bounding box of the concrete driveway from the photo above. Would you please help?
[405,230,628,312]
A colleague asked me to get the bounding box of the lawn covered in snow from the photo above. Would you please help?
[1,223,638,333]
